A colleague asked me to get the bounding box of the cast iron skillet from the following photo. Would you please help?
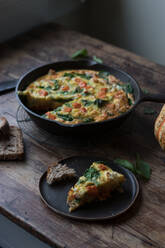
[16,59,165,135]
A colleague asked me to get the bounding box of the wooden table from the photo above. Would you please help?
[0,23,165,248]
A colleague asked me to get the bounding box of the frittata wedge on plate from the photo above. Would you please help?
[67,162,125,212]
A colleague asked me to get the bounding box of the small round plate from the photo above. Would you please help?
[39,156,140,221]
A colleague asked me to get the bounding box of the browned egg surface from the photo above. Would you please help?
[19,69,134,124]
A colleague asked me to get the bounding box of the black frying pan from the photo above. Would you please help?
[16,59,165,135]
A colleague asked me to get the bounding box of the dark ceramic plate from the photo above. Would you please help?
[39,156,140,221]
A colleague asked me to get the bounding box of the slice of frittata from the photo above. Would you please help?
[67,161,125,212]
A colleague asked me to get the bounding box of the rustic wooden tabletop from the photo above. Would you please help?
[0,23,165,248]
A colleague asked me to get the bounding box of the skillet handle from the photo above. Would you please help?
[140,92,165,103]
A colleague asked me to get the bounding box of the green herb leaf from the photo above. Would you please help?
[77,178,87,185]
[93,56,103,64]
[63,72,92,80]
[78,73,92,79]
[77,73,92,80]
[142,88,149,94]
[83,117,94,123]
[54,106,62,112]
[71,49,88,59]
[114,155,151,180]
[144,107,156,115]
[84,167,100,185]
[122,83,133,94]
[98,71,110,78]
[65,102,72,107]
[119,111,125,115]
[75,198,81,203]
[82,99,94,106]
[135,154,151,180]
[57,113,73,121]
[94,99,108,108]
[73,86,83,94]
[107,112,114,116]
[52,80,60,90]
[128,97,133,106]
[114,159,135,173]
[63,72,75,79]
[45,86,52,91]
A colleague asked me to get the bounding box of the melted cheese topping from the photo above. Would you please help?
[19,69,134,124]
[67,162,125,212]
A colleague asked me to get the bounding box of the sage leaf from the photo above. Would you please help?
[71,49,88,59]
[135,154,151,180]
[142,88,149,94]
[93,56,103,64]
[114,159,135,173]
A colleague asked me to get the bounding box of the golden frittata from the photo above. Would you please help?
[18,69,134,124]
[67,162,125,212]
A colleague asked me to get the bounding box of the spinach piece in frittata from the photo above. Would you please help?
[122,83,133,94]
[63,72,92,80]
[73,86,83,94]
[84,167,100,185]
[98,71,110,78]
[57,113,73,121]
[53,80,60,90]
[81,99,94,106]
[83,117,94,123]
[94,99,108,108]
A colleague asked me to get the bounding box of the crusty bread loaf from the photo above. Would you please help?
[47,163,76,185]
[154,105,165,150]
[0,126,24,160]
[0,117,10,137]
[154,105,165,137]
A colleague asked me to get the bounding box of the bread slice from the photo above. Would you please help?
[46,163,76,185]
[0,117,10,137]
[0,126,24,160]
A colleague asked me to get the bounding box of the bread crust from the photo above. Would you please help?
[160,123,165,150]
[154,105,165,138]
[154,105,165,150]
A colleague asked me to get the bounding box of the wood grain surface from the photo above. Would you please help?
[0,23,165,248]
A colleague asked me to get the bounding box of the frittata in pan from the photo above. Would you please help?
[67,162,125,212]
[18,69,134,124]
